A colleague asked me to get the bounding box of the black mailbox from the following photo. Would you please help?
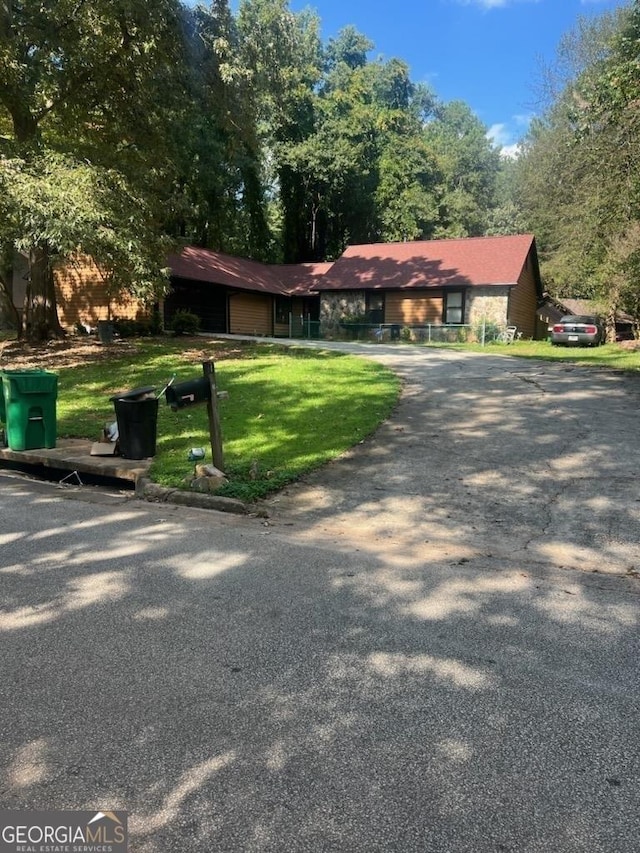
[165,376,211,411]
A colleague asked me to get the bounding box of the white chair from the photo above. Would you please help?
[497,325,518,343]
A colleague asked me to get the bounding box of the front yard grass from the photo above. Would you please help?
[8,333,635,501]
[429,339,640,372]
[53,338,400,501]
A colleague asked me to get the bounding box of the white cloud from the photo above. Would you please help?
[500,143,522,159]
[487,123,511,146]
[514,113,534,128]
[486,122,527,159]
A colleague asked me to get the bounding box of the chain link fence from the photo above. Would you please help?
[289,316,517,346]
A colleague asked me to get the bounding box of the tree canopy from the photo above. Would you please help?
[0,0,186,339]
[513,0,640,335]
[0,0,520,340]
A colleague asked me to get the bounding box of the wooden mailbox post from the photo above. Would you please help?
[202,360,224,472]
[164,360,225,472]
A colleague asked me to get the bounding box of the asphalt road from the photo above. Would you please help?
[1,344,639,852]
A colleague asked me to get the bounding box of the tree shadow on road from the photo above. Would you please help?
[0,350,639,852]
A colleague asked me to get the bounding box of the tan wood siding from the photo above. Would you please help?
[229,292,273,336]
[385,290,443,325]
[508,257,538,339]
[55,255,144,330]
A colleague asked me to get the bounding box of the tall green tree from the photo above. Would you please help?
[164,1,272,259]
[237,0,323,261]
[0,0,185,340]
[324,25,372,72]
[375,134,440,243]
[278,38,441,258]
[423,101,501,237]
[372,61,440,242]
[514,2,639,334]
[574,0,640,330]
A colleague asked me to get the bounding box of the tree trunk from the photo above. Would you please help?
[0,279,21,331]
[605,280,621,345]
[0,248,21,330]
[21,244,65,341]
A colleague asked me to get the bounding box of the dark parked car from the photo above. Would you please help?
[550,315,604,347]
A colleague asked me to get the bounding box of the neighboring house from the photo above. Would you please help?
[537,297,601,332]
[3,252,143,331]
[315,234,542,340]
[537,296,635,340]
[55,255,143,329]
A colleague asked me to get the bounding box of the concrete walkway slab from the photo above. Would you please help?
[0,437,151,484]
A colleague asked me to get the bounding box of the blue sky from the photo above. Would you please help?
[277,0,630,155]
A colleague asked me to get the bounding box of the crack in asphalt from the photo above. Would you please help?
[265,347,640,586]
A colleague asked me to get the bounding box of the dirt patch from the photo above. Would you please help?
[0,336,256,371]
[0,337,138,370]
[176,343,255,363]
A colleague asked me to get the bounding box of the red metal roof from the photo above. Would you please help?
[168,246,287,295]
[316,234,537,291]
[168,235,538,297]
[168,247,333,296]
[272,262,335,295]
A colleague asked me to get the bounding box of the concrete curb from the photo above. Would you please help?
[135,478,248,515]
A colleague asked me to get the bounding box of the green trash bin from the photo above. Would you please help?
[0,369,58,451]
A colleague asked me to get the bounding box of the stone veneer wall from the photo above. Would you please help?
[320,291,366,335]
[466,287,509,332]
[320,288,511,338]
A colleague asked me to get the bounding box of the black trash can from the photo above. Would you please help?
[110,386,158,459]
[97,320,114,344]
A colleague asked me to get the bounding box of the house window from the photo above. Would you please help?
[366,292,384,325]
[444,291,464,324]
[275,296,291,324]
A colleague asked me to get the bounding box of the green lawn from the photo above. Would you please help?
[54,339,400,501]
[13,334,638,501]
[428,338,640,373]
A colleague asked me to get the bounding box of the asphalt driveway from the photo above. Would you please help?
[0,343,638,852]
[266,342,640,576]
